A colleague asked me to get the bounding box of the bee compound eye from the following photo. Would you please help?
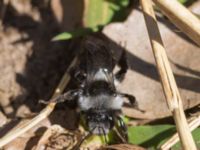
[75,71,86,82]
[112,93,117,97]
[108,116,113,121]
[103,68,108,72]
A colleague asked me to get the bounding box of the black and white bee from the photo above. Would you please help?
[42,36,140,140]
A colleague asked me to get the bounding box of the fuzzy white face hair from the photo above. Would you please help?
[78,94,124,111]
[78,68,124,111]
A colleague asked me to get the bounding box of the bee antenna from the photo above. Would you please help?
[100,127,108,144]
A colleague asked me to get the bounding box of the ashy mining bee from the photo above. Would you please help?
[42,35,140,141]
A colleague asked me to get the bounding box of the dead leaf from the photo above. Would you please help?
[103,8,200,119]
[102,144,146,150]
[35,124,80,150]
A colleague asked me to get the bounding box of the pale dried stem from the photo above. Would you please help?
[152,0,200,47]
[0,56,78,147]
[161,115,200,150]
[0,0,9,27]
[140,0,197,149]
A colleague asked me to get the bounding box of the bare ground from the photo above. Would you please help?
[0,0,200,149]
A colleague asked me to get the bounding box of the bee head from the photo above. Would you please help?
[82,109,115,135]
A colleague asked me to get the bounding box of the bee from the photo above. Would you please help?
[42,35,140,140]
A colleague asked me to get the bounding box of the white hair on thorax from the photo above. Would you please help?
[78,94,124,111]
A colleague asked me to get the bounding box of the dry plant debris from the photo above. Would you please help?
[103,144,146,150]
[0,0,200,150]
[35,125,80,150]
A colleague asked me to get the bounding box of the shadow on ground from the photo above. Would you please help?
[0,0,200,148]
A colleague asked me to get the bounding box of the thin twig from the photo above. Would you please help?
[103,144,146,150]
[140,0,197,149]
[161,114,200,150]
[0,0,9,28]
[152,0,200,47]
[0,56,78,147]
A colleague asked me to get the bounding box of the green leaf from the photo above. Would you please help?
[52,32,73,41]
[128,125,176,149]
[81,130,118,147]
[177,0,197,5]
[52,0,130,41]
[178,0,189,4]
[52,27,100,41]
[128,125,200,149]
[84,0,129,28]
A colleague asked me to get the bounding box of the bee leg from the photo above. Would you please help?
[39,89,82,104]
[114,50,128,84]
[120,93,137,106]
[116,116,128,142]
[119,93,145,113]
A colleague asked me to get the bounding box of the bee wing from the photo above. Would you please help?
[84,40,115,85]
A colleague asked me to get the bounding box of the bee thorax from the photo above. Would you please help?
[78,94,124,111]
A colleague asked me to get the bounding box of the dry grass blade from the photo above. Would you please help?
[0,56,78,147]
[161,114,200,150]
[102,144,146,150]
[152,0,200,47]
[140,0,197,149]
[0,0,10,27]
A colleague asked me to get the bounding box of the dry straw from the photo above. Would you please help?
[0,56,78,147]
[161,114,200,149]
[0,0,200,149]
[152,0,200,47]
[140,0,197,149]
